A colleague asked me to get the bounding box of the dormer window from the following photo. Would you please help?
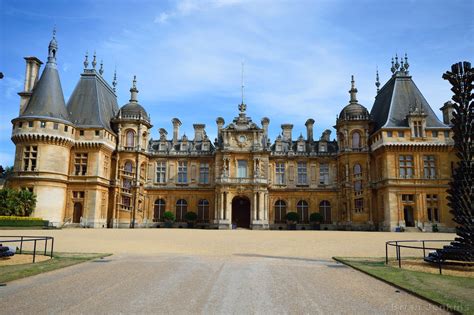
[319,143,327,152]
[276,144,282,152]
[413,121,422,137]
[297,144,304,152]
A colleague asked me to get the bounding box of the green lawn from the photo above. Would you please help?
[0,252,111,283]
[334,257,474,315]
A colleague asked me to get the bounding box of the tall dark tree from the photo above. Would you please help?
[427,61,473,263]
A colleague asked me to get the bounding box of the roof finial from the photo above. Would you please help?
[53,25,56,39]
[395,53,400,70]
[92,51,97,69]
[375,66,380,93]
[130,75,138,102]
[99,60,104,75]
[391,57,395,74]
[112,67,117,92]
[47,26,58,64]
[83,51,89,69]
[349,75,358,103]
[404,53,409,72]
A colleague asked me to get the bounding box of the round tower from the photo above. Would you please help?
[10,30,74,226]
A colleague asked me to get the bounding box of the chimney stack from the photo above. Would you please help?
[19,56,43,115]
[261,117,270,140]
[305,118,315,143]
[440,101,454,125]
[193,124,206,141]
[172,118,182,144]
[281,124,293,142]
[216,117,225,143]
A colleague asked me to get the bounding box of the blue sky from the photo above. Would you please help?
[0,0,472,166]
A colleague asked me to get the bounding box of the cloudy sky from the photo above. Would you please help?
[0,0,472,166]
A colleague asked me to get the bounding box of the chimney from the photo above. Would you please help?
[19,56,43,115]
[172,118,182,144]
[193,124,206,141]
[440,101,454,125]
[305,118,315,143]
[216,117,225,143]
[261,117,270,139]
[281,124,293,141]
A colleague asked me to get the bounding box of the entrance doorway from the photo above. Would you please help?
[73,202,83,223]
[232,196,251,228]
[404,206,415,227]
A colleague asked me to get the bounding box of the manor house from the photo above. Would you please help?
[8,33,457,231]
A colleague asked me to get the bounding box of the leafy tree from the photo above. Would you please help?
[0,188,37,217]
[16,189,36,216]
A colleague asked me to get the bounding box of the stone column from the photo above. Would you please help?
[219,192,224,220]
[253,192,257,220]
[258,192,264,221]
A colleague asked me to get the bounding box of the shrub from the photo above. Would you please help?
[309,212,323,223]
[0,188,36,217]
[0,216,48,227]
[286,212,299,223]
[184,211,198,222]
[163,211,175,222]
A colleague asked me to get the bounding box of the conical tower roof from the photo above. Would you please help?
[20,30,69,123]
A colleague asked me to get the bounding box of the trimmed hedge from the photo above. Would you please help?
[0,216,48,227]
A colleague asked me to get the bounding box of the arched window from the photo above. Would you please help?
[176,199,187,222]
[153,199,165,222]
[126,130,135,147]
[197,199,210,222]
[124,161,133,173]
[353,163,362,177]
[274,200,287,223]
[297,200,309,223]
[319,200,331,224]
[352,131,361,149]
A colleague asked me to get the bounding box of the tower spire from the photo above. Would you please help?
[130,75,138,102]
[349,75,358,103]
[47,26,58,65]
[375,67,380,93]
[112,67,117,92]
[238,61,247,114]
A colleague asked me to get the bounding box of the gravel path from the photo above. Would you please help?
[0,254,447,314]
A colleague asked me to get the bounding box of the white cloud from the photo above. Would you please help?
[154,12,170,24]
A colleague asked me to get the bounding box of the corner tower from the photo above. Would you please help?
[10,30,75,226]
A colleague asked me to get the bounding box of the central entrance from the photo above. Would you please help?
[232,196,251,228]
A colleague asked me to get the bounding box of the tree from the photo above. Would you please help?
[0,188,37,217]
[16,189,37,216]
[426,61,473,263]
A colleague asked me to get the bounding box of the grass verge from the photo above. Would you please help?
[334,257,473,314]
[0,252,111,283]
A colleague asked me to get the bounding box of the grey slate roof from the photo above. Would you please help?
[20,62,69,122]
[67,70,119,132]
[370,74,446,132]
[120,102,149,121]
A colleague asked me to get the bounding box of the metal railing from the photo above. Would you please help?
[385,239,452,274]
[0,236,54,263]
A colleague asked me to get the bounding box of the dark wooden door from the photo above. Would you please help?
[232,197,251,228]
[73,202,83,223]
[404,206,414,227]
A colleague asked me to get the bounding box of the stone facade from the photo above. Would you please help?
[7,36,457,231]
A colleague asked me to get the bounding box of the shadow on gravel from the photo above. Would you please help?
[233,253,346,267]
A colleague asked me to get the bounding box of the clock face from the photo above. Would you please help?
[239,135,246,143]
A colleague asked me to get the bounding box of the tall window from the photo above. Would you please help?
[197,199,210,222]
[355,198,364,212]
[275,162,285,185]
[178,161,188,183]
[319,201,331,223]
[423,155,436,179]
[353,164,362,177]
[319,163,329,185]
[176,199,187,221]
[156,161,166,183]
[122,178,132,190]
[23,145,37,171]
[297,162,307,185]
[399,155,414,178]
[297,200,309,223]
[104,156,109,177]
[352,131,361,149]
[124,161,133,173]
[413,121,422,137]
[274,200,287,223]
[122,196,131,209]
[354,180,362,194]
[237,160,247,178]
[153,199,166,222]
[426,194,439,222]
[74,153,88,175]
[199,163,210,184]
[126,130,135,147]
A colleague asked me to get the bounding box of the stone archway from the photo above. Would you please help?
[232,196,251,228]
[73,202,83,223]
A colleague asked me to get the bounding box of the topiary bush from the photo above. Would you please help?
[286,212,299,223]
[309,212,323,223]
[184,211,198,222]
[163,211,175,222]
